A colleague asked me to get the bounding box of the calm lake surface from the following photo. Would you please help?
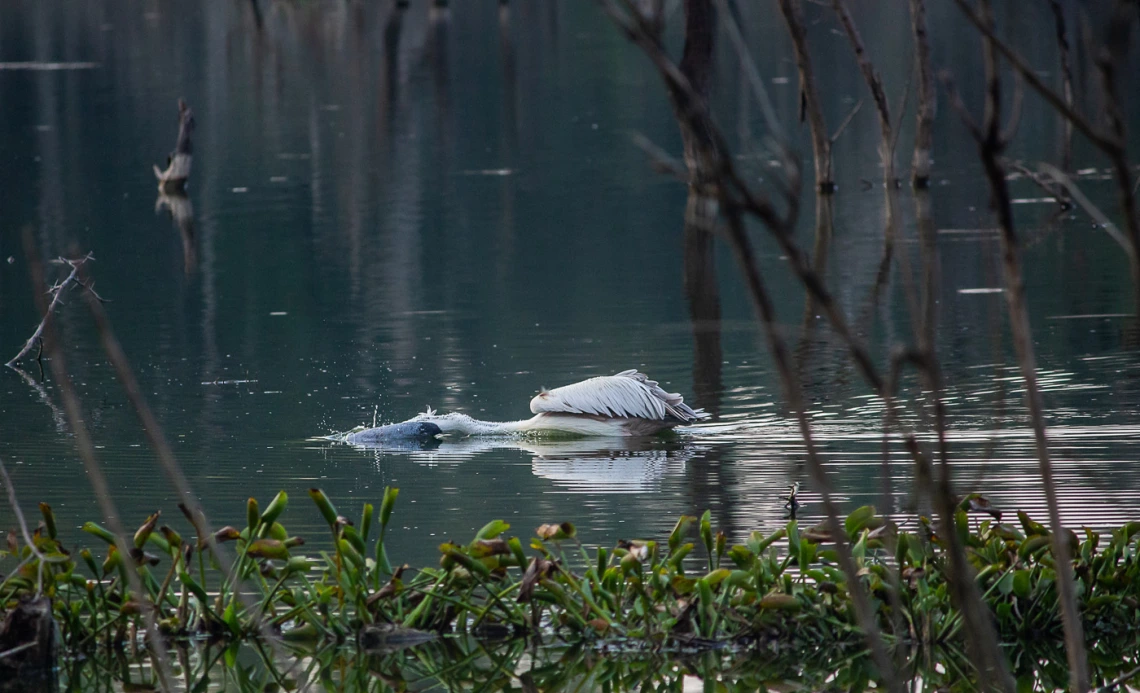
[2,0,1139,574]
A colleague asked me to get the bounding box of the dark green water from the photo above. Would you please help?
[2,0,1139,574]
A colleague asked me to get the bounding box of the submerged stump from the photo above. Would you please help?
[153,99,195,193]
[0,598,58,692]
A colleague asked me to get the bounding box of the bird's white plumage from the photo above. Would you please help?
[529,370,705,423]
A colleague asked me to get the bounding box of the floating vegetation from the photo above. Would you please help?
[2,490,1140,689]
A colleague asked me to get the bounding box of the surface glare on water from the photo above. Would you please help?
[1,0,1139,571]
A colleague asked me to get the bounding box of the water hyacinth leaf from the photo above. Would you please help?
[82,522,117,545]
[441,546,490,577]
[380,487,399,529]
[748,528,785,555]
[475,520,510,541]
[620,552,642,578]
[222,602,241,636]
[786,521,801,556]
[246,498,260,533]
[102,546,123,575]
[702,568,731,587]
[286,557,312,575]
[997,570,1014,596]
[668,515,696,552]
[671,575,695,595]
[213,526,241,544]
[1017,511,1048,536]
[266,522,289,541]
[536,523,575,541]
[667,543,695,572]
[360,503,373,543]
[798,539,816,572]
[955,509,970,547]
[1018,535,1051,559]
[699,510,713,555]
[247,539,290,560]
[133,511,161,549]
[727,570,751,590]
[308,488,339,528]
[160,526,183,551]
[79,549,99,576]
[844,506,876,538]
[342,525,366,555]
[179,571,209,604]
[146,533,171,555]
[470,538,510,559]
[728,545,756,569]
[507,537,528,569]
[338,539,365,570]
[38,503,57,540]
[259,491,288,530]
[895,532,910,565]
[1012,570,1032,599]
[759,593,800,611]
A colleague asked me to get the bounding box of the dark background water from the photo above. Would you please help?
[1,0,1139,565]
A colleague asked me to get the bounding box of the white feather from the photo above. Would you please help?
[529,370,705,423]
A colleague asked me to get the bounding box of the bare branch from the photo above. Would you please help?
[1038,161,1133,256]
[628,131,689,182]
[938,71,982,142]
[5,253,97,367]
[829,100,862,145]
[1049,0,1075,171]
[950,2,1089,687]
[777,0,833,191]
[950,0,1117,151]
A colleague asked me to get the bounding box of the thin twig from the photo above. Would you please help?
[1097,662,1140,693]
[0,641,38,660]
[829,100,863,145]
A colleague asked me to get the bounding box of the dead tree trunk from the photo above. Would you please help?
[153,99,195,193]
[909,0,934,187]
[677,0,717,194]
[777,0,833,192]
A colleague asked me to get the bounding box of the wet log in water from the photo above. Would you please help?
[153,99,195,193]
[0,598,57,692]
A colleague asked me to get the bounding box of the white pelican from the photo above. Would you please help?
[345,370,707,441]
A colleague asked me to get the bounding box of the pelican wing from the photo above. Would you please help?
[530,370,706,423]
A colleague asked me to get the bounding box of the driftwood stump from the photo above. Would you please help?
[0,598,58,692]
[153,99,195,193]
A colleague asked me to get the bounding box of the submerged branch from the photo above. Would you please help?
[5,253,95,368]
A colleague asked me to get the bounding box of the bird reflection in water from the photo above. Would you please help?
[155,191,197,274]
[343,435,699,494]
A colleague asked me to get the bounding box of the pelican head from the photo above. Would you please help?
[529,388,556,414]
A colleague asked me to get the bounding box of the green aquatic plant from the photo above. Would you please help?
[3,490,1140,690]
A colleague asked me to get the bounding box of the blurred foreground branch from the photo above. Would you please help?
[944,1,1089,689]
